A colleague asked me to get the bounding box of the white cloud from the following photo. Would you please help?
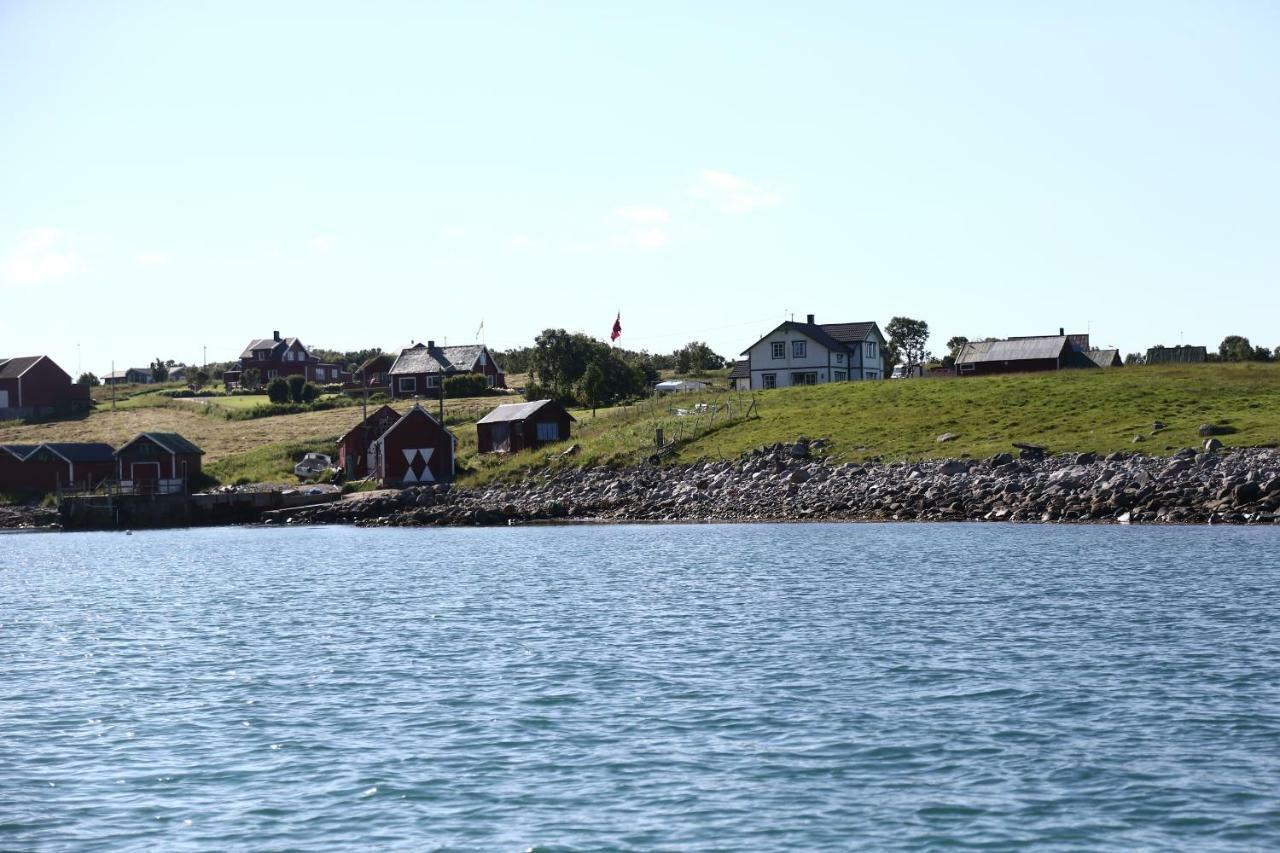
[609,205,672,251]
[506,234,535,250]
[135,250,169,267]
[1,228,83,285]
[689,170,781,214]
[308,235,336,254]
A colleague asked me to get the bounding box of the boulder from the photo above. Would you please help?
[936,432,959,443]
[1204,438,1223,452]
[939,460,969,476]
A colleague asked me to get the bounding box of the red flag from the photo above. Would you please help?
[610,312,622,342]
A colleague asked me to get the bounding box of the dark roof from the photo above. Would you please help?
[0,356,44,379]
[727,360,749,380]
[336,405,401,444]
[0,444,39,460]
[369,404,455,447]
[1083,349,1121,368]
[955,336,1069,365]
[1146,345,1207,364]
[476,399,574,425]
[41,442,116,464]
[120,432,205,455]
[740,320,884,356]
[388,344,495,376]
[239,337,303,359]
[358,354,395,374]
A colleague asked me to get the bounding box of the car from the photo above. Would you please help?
[294,452,334,480]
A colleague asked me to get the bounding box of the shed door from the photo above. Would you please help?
[491,423,511,453]
[131,462,161,490]
[0,390,7,408]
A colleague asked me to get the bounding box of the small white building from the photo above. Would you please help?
[740,314,887,390]
[655,379,709,394]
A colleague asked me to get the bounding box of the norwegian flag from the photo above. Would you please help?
[610,313,622,342]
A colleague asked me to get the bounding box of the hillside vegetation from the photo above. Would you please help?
[2,363,1277,488]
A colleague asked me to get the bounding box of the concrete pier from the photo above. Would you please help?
[59,491,340,530]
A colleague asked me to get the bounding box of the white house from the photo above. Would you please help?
[740,314,887,390]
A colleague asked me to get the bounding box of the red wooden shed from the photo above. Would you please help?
[475,399,575,454]
[369,404,456,486]
[17,443,116,493]
[336,404,401,478]
[115,432,204,492]
[0,444,39,493]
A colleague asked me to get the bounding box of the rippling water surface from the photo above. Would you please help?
[2,523,1279,850]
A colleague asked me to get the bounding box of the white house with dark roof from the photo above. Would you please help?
[740,314,887,390]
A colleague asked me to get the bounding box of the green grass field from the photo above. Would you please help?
[5,363,1278,490]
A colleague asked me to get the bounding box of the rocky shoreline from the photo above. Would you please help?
[280,440,1280,529]
[0,504,58,531]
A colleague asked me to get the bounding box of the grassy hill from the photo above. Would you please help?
[2,363,1277,489]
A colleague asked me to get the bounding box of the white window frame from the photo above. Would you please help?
[426,375,441,389]
[792,340,807,359]
[762,373,777,389]
[866,341,877,360]
[398,376,417,393]
[790,371,817,386]
[834,370,847,381]
[771,342,785,360]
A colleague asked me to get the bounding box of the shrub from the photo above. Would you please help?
[301,382,321,403]
[445,372,488,398]
[266,377,290,404]
[287,374,307,403]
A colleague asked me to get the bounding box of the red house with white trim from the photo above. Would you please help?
[369,404,456,486]
[336,404,402,478]
[0,355,90,419]
[115,433,204,493]
[223,332,343,389]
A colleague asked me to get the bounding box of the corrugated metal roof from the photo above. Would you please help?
[955,336,1069,365]
[476,399,574,424]
[1083,349,1121,367]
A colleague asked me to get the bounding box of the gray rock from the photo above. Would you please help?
[1204,438,1223,452]
[936,432,959,443]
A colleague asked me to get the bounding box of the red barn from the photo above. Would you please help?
[0,355,90,418]
[369,404,456,486]
[115,433,204,493]
[476,400,574,454]
[17,443,116,493]
[336,404,401,478]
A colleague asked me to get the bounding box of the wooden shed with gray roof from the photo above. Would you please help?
[115,432,204,490]
[476,399,574,454]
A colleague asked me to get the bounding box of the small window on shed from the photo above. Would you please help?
[536,421,559,442]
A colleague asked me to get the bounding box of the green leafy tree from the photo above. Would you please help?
[150,358,169,383]
[1124,353,1146,366]
[76,372,100,387]
[300,382,321,403]
[1218,335,1253,362]
[886,317,931,370]
[673,341,726,376]
[267,377,290,403]
[240,367,261,390]
[444,372,488,397]
[191,369,210,388]
[286,374,307,403]
[580,359,606,416]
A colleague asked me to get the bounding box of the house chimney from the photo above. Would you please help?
[807,314,815,325]
[427,340,435,349]
[1059,327,1064,336]
[273,330,281,341]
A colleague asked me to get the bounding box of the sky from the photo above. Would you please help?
[2,1,1278,375]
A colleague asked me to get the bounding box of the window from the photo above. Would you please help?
[836,353,844,363]
[865,371,879,380]
[536,421,559,441]
[398,376,417,393]
[834,370,847,381]
[267,370,278,379]
[426,375,441,388]
[790,371,817,385]
[771,342,785,359]
[762,373,777,389]
[256,351,267,361]
[865,341,877,360]
[792,340,807,359]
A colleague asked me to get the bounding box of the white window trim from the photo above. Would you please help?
[792,340,807,358]
[398,376,417,393]
[771,342,785,360]
[762,373,777,389]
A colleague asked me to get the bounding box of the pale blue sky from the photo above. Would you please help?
[2,1,1277,375]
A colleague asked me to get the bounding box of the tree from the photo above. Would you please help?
[672,341,726,376]
[1252,345,1274,362]
[1218,335,1253,362]
[527,328,647,407]
[240,368,261,390]
[76,372,100,387]
[581,359,606,416]
[192,369,210,389]
[945,336,969,355]
[286,374,307,403]
[266,377,290,403]
[300,382,320,403]
[150,358,169,383]
[1124,353,1146,366]
[886,317,931,370]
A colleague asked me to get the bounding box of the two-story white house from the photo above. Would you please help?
[740,315,887,390]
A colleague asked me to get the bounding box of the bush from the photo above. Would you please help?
[267,378,290,404]
[286,374,307,403]
[445,372,488,398]
[301,382,320,404]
